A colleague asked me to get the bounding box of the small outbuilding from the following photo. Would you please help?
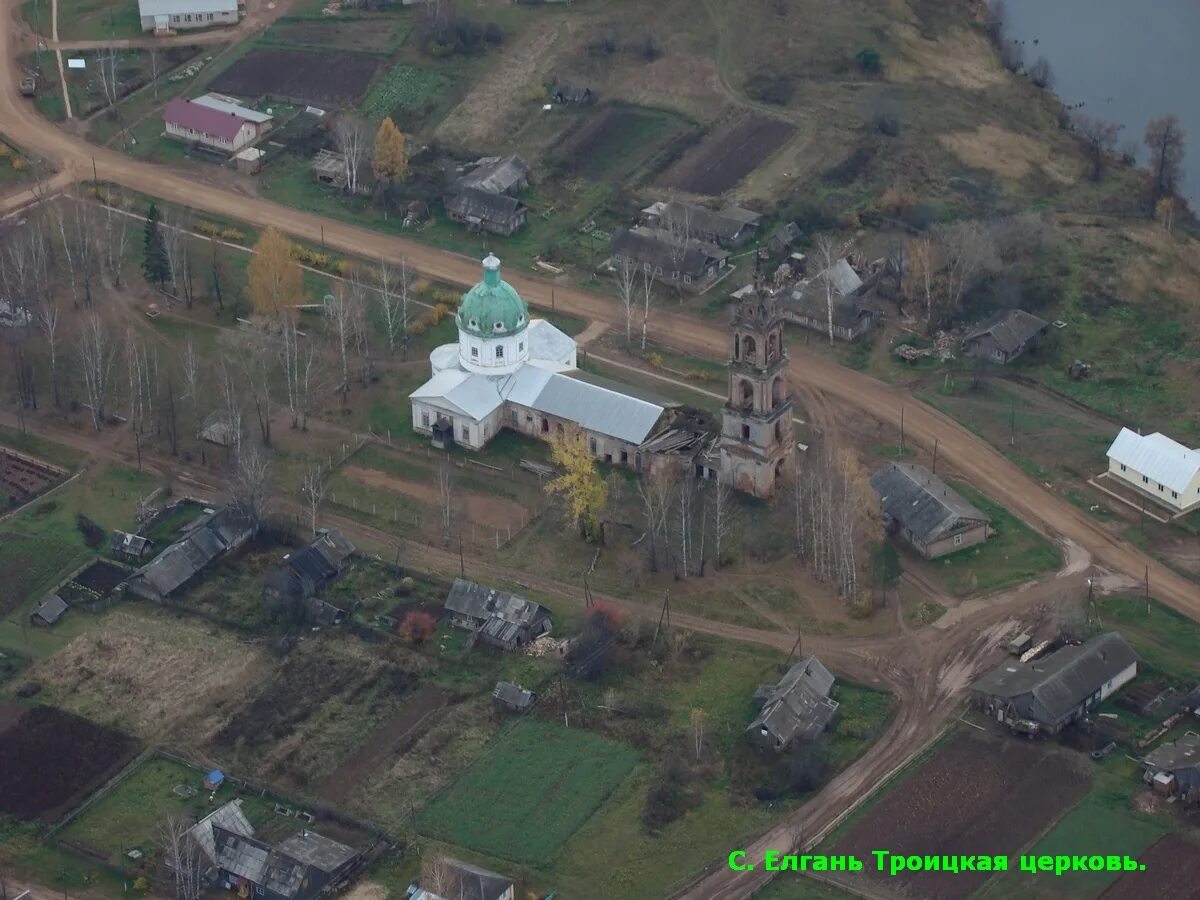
[31,594,68,626]
[493,681,536,713]
[962,309,1048,365]
[204,769,225,790]
[1142,732,1200,803]
[870,462,991,560]
[444,578,551,651]
[444,188,528,236]
[111,530,154,563]
[456,155,530,196]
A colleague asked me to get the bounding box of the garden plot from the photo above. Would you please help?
[269,18,406,54]
[415,720,638,863]
[209,48,381,108]
[1101,834,1200,900]
[554,104,695,183]
[0,705,139,822]
[360,64,450,120]
[833,731,1091,899]
[0,447,65,509]
[660,114,794,195]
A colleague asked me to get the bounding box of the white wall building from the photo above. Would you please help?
[1106,427,1200,513]
[139,0,238,34]
[409,255,668,464]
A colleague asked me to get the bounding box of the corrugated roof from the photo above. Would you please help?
[1107,427,1200,493]
[189,799,254,865]
[525,318,576,368]
[140,0,237,14]
[870,462,990,544]
[748,656,838,745]
[34,594,68,623]
[1144,732,1200,773]
[163,97,248,141]
[972,632,1138,723]
[192,94,274,124]
[276,831,356,873]
[410,369,504,421]
[457,155,529,195]
[531,372,665,444]
[441,858,514,900]
[814,258,863,296]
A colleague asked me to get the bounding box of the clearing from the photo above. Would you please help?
[341,464,527,532]
[415,719,639,864]
[939,125,1078,187]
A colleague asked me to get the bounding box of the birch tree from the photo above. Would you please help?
[231,440,271,526]
[709,473,734,570]
[217,355,244,456]
[935,221,995,327]
[334,114,368,195]
[160,208,193,307]
[102,190,131,287]
[813,233,851,346]
[375,256,411,355]
[159,814,203,900]
[675,472,695,578]
[35,293,61,406]
[77,312,115,430]
[615,255,638,343]
[94,48,120,115]
[438,461,453,545]
[327,285,355,400]
[300,464,326,537]
[637,467,674,572]
[640,264,656,350]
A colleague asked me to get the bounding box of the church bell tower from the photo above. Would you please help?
[718,283,794,498]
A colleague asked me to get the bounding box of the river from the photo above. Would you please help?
[1002,0,1199,203]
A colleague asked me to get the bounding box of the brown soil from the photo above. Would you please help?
[834,731,1090,899]
[660,114,794,195]
[0,705,139,822]
[343,465,527,532]
[1101,834,1200,900]
[319,684,446,803]
[208,48,380,107]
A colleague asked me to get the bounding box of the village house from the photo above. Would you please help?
[30,594,68,627]
[456,155,530,195]
[1106,427,1200,513]
[608,227,730,292]
[971,632,1138,736]
[961,309,1049,364]
[1142,732,1200,803]
[444,578,551,651]
[642,200,763,248]
[192,94,273,136]
[124,506,255,602]
[444,188,527,236]
[163,97,260,154]
[870,462,991,560]
[180,799,255,880]
[778,257,882,341]
[139,0,239,34]
[213,826,359,900]
[409,255,673,465]
[262,529,356,622]
[747,657,839,752]
[410,859,514,900]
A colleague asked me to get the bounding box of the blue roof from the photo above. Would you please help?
[207,769,225,782]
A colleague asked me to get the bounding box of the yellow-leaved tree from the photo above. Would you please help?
[545,426,607,543]
[372,117,408,184]
[246,226,301,318]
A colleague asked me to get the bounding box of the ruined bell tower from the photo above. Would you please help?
[718,283,794,498]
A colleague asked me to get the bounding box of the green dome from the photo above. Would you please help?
[457,254,528,338]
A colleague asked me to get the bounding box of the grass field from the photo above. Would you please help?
[1090,594,1200,679]
[929,482,1060,596]
[416,720,639,863]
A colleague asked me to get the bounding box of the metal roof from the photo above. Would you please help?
[870,462,990,544]
[189,799,254,865]
[812,258,863,296]
[192,94,274,124]
[493,681,535,708]
[34,594,68,623]
[410,369,504,421]
[1144,732,1200,773]
[530,371,665,444]
[1107,427,1200,493]
[163,97,249,141]
[748,657,838,745]
[440,858,514,900]
[609,227,726,277]
[139,0,237,14]
[457,155,529,195]
[445,578,548,629]
[276,831,357,874]
[653,200,761,243]
[525,318,576,368]
[445,187,525,226]
[972,632,1138,724]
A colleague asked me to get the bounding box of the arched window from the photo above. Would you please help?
[771,377,785,410]
[767,332,779,362]
[741,335,757,360]
[733,334,740,361]
[739,380,754,409]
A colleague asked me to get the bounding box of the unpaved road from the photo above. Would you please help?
[2,3,1197,893]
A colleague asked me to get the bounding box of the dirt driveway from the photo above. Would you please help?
[343,465,527,531]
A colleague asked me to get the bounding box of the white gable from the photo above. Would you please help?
[1107,427,1200,492]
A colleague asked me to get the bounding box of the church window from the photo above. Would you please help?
[421,411,430,427]
[739,380,753,408]
[775,420,783,442]
[590,437,597,453]
[733,335,740,360]
[462,424,470,441]
[494,321,505,332]
[635,452,642,471]
[541,418,549,433]
[518,342,524,352]
[741,335,757,359]
[470,346,479,358]
[496,345,505,359]
[469,318,478,329]
[511,410,518,424]
[768,332,779,361]
[741,424,750,440]
[771,377,785,410]
[620,450,628,464]
[684,275,692,284]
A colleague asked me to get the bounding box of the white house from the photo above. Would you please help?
[1106,427,1200,513]
[139,0,239,34]
[409,255,669,466]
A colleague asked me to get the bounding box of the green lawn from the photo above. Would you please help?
[416,720,639,863]
[52,0,142,41]
[929,482,1060,596]
[0,425,84,470]
[1091,594,1200,679]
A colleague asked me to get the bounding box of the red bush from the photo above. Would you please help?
[398,610,437,645]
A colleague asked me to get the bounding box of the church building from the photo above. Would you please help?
[409,255,672,468]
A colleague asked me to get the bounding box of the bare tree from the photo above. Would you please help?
[813,233,852,345]
[300,464,326,537]
[709,473,734,570]
[348,269,373,388]
[94,48,121,115]
[77,312,115,430]
[934,220,995,327]
[160,208,193,306]
[1028,55,1054,89]
[278,312,303,429]
[615,255,638,343]
[327,286,355,401]
[1144,114,1187,209]
[231,440,271,526]
[159,814,203,900]
[637,467,674,572]
[375,256,411,356]
[639,264,656,350]
[675,471,695,578]
[217,355,245,456]
[1072,113,1122,182]
[240,332,273,446]
[438,461,453,545]
[148,47,162,100]
[661,202,693,303]
[421,856,458,899]
[334,115,369,195]
[102,190,131,287]
[35,291,61,406]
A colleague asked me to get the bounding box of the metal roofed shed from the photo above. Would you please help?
[456,155,530,196]
[1142,732,1200,800]
[870,462,991,560]
[971,632,1138,735]
[187,799,255,866]
[493,681,536,712]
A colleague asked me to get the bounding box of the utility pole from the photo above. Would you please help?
[458,531,464,578]
[784,630,802,666]
[932,438,939,474]
[653,591,671,643]
[1145,565,1150,614]
[1009,399,1016,447]
[899,406,905,454]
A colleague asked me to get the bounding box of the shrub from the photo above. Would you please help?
[0,143,10,157]
[409,320,427,336]
[647,352,664,369]
[11,157,26,172]
[220,227,246,242]
[745,71,795,106]
[643,754,702,832]
[856,47,881,73]
[76,514,105,548]
[398,610,437,644]
[196,221,223,237]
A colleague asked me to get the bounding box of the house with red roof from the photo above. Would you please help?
[163,97,264,154]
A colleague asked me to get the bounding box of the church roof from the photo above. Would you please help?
[457,255,529,338]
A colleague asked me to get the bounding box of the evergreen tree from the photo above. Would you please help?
[142,202,170,286]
